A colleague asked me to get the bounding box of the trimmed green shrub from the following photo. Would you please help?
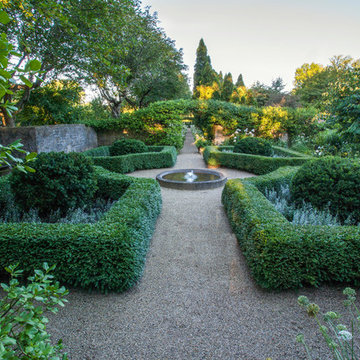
[110,138,148,156]
[203,145,311,175]
[291,157,360,223]
[10,152,97,217]
[82,146,110,157]
[222,166,360,290]
[86,146,177,174]
[0,166,162,292]
[234,137,273,156]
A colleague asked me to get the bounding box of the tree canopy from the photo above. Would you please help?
[0,0,189,123]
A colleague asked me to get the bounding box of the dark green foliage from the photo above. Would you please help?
[326,66,360,135]
[234,137,273,156]
[110,138,148,156]
[221,73,235,102]
[222,166,360,290]
[193,38,217,95]
[88,146,177,174]
[235,74,245,87]
[204,146,311,175]
[17,80,84,126]
[0,174,12,210]
[10,152,97,217]
[291,157,360,222]
[0,167,162,292]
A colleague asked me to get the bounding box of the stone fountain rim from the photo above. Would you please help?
[156,168,227,190]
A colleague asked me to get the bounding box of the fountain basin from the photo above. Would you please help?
[156,169,227,190]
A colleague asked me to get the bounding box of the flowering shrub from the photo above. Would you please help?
[297,288,360,359]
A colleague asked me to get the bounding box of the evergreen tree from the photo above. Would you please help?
[193,38,217,96]
[235,74,245,87]
[221,73,234,102]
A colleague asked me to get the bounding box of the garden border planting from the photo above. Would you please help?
[83,145,177,174]
[222,166,360,290]
[0,166,162,292]
[204,145,311,175]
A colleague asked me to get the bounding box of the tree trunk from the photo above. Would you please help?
[110,103,122,118]
[1,109,15,127]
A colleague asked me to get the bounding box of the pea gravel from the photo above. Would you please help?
[47,131,354,359]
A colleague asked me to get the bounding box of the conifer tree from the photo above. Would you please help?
[235,74,245,87]
[193,38,217,96]
[222,73,234,102]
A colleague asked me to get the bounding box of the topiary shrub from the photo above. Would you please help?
[234,137,273,156]
[109,138,148,156]
[10,152,97,218]
[290,157,360,223]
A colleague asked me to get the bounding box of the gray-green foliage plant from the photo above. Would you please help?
[297,288,360,360]
[265,185,343,226]
[0,263,68,359]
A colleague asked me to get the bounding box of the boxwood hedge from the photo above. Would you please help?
[83,145,177,174]
[204,145,311,175]
[222,166,360,290]
[0,166,162,293]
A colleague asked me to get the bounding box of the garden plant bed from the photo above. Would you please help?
[0,166,162,292]
[204,145,312,175]
[222,166,360,290]
[83,145,177,173]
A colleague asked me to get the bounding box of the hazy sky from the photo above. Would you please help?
[142,0,360,90]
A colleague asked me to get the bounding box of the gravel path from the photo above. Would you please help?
[48,131,350,359]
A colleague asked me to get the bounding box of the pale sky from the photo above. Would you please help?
[142,0,360,91]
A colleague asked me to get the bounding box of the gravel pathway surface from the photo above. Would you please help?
[48,131,351,359]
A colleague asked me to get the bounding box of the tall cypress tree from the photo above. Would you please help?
[222,73,234,102]
[235,74,245,87]
[193,38,217,96]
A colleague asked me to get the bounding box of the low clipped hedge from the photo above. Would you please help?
[203,145,311,175]
[83,145,177,174]
[234,137,273,156]
[0,167,162,293]
[222,166,360,290]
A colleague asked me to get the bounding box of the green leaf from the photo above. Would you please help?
[25,152,37,161]
[16,165,26,173]
[28,59,41,71]
[0,11,11,25]
[20,75,33,88]
[24,165,36,173]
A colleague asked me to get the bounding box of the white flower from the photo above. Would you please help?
[338,330,352,341]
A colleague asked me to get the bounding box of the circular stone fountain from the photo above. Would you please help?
[156,169,227,190]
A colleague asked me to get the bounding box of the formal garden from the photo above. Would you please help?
[1,1,360,359]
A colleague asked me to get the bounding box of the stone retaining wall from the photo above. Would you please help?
[0,124,97,153]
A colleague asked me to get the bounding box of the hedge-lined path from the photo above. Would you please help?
[49,130,348,359]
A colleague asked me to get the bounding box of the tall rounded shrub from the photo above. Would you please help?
[234,137,273,156]
[290,157,360,223]
[10,152,97,217]
[109,138,148,156]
